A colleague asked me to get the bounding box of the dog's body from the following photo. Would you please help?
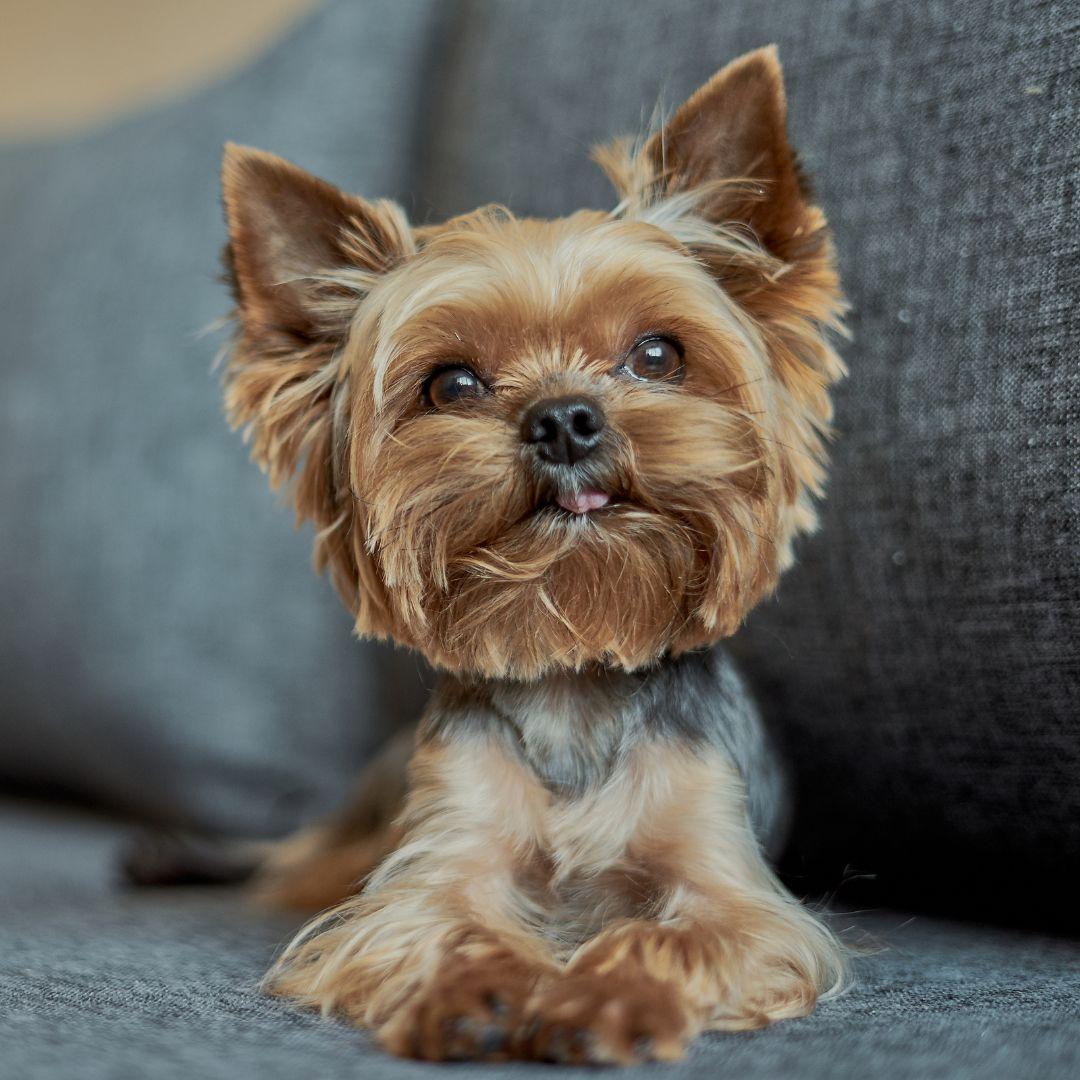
[255,648,789,912]
[154,46,850,1063]
[255,651,826,1062]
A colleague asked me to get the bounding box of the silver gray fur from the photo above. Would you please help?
[421,647,791,861]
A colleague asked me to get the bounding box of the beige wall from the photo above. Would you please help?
[0,0,320,138]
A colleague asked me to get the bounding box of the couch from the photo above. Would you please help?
[1,2,1077,1077]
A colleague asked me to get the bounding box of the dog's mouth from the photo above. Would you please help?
[553,488,612,515]
[532,483,630,521]
[525,468,632,522]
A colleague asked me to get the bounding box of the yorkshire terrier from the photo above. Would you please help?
[141,46,849,1064]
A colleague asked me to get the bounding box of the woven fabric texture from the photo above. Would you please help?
[2,800,1078,1080]
[412,0,1079,923]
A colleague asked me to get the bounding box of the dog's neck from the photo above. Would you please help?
[427,664,642,797]
[417,648,786,856]
[486,665,642,795]
[422,650,747,796]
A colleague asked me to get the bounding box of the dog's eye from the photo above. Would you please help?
[424,366,487,408]
[623,337,684,383]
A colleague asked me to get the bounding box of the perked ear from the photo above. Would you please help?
[596,46,824,270]
[221,142,413,344]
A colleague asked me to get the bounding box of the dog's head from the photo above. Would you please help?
[221,47,845,679]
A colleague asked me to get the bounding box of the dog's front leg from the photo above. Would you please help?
[266,735,557,1061]
[525,743,847,1064]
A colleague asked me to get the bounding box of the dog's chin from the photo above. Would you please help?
[416,497,713,679]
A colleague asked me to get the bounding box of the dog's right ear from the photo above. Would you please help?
[220,146,412,623]
[221,143,412,345]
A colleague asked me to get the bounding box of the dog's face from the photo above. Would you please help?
[221,47,844,679]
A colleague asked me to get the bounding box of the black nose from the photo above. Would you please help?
[520,395,606,465]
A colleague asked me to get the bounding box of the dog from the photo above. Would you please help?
[161,45,848,1064]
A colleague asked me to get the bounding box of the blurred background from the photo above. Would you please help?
[0,2,320,139]
[0,0,436,841]
[0,3,1076,1077]
[0,0,1076,924]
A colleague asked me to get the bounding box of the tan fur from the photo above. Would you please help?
[265,738,562,1059]
[221,48,844,680]
[219,47,850,1064]
[264,737,844,1063]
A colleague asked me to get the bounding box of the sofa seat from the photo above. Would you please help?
[2,798,1077,1080]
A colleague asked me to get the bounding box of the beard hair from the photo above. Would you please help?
[359,395,777,678]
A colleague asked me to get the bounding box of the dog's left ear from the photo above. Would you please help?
[597,46,835,293]
[220,141,413,497]
[221,143,412,346]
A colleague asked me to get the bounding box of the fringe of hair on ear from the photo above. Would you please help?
[218,190,415,624]
[220,308,360,602]
[304,200,416,328]
[595,137,787,286]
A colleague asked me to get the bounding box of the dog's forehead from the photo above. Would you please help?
[425,208,685,281]
[376,211,712,370]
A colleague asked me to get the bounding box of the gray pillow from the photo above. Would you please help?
[3,0,1075,933]
[412,0,1079,925]
[0,1,441,834]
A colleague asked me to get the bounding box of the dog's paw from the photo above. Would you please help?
[377,953,547,1061]
[707,910,845,1030]
[714,941,830,1029]
[521,970,694,1065]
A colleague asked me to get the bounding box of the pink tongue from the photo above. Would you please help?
[557,489,611,514]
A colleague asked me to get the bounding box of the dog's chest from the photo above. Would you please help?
[490,674,638,797]
[510,740,660,942]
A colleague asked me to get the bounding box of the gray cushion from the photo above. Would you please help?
[0,0,436,834]
[2,800,1078,1080]
[2,0,1076,926]
[411,0,1080,923]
